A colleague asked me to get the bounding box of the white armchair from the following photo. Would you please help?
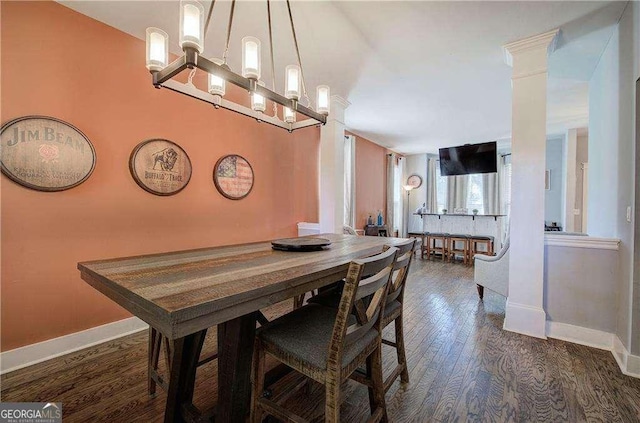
[474,237,509,299]
[343,225,358,235]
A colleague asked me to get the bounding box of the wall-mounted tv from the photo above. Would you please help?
[439,141,497,176]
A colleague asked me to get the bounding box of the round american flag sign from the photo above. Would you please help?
[213,154,254,200]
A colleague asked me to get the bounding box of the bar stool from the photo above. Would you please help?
[470,235,495,260]
[448,234,470,265]
[426,233,449,261]
[408,232,427,258]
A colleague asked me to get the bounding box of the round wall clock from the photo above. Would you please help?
[407,174,422,189]
[213,154,254,200]
[129,139,192,196]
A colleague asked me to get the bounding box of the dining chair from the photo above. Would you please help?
[377,239,416,391]
[308,239,416,392]
[251,247,398,423]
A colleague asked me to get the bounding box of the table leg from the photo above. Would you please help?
[217,312,258,423]
[163,330,207,423]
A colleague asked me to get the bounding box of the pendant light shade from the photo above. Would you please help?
[179,0,205,53]
[146,27,168,72]
[251,81,266,112]
[316,85,330,115]
[284,65,301,100]
[208,58,226,96]
[284,106,296,123]
[242,36,261,80]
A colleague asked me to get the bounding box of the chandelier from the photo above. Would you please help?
[145,0,329,132]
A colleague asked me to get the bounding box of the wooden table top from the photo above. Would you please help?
[78,233,407,339]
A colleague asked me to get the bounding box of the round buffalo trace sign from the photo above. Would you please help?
[129,139,192,196]
[0,116,96,191]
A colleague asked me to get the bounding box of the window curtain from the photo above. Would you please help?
[446,175,469,211]
[398,157,407,236]
[386,153,396,231]
[343,135,355,228]
[482,171,501,215]
[499,154,512,215]
[426,157,438,213]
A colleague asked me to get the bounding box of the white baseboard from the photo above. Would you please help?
[546,321,614,350]
[0,317,148,374]
[628,353,640,376]
[545,322,639,379]
[504,300,547,339]
[613,335,640,378]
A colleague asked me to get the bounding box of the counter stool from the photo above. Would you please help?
[408,232,426,258]
[448,234,470,265]
[426,233,449,261]
[470,235,495,260]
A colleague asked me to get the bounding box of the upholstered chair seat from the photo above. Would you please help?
[258,304,377,372]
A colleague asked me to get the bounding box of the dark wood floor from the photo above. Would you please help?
[2,258,640,422]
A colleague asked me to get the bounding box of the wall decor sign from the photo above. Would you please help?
[213,154,254,200]
[0,116,96,191]
[129,139,192,196]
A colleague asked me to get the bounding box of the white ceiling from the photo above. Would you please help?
[58,0,627,154]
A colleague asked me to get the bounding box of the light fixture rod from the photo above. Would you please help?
[161,79,321,131]
[153,55,188,86]
[152,49,327,125]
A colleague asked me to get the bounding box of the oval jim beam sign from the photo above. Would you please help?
[129,139,192,196]
[0,116,96,191]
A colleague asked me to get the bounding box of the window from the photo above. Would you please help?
[467,174,484,215]
[435,162,447,213]
[432,157,511,216]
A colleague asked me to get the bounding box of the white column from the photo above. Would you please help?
[503,29,559,339]
[319,95,350,234]
[564,128,578,232]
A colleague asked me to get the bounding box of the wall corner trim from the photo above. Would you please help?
[544,234,620,250]
[0,317,148,375]
[613,335,640,378]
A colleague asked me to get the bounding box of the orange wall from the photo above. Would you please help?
[349,132,388,229]
[0,1,319,351]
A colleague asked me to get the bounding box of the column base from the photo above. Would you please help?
[503,299,547,339]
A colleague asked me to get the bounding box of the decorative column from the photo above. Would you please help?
[319,95,350,234]
[503,29,559,339]
[563,128,578,232]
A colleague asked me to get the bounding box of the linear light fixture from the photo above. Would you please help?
[146,0,329,132]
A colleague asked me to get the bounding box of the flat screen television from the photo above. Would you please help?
[439,141,497,176]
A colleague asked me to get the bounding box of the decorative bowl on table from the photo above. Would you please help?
[271,237,332,252]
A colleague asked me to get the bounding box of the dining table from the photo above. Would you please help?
[77,233,407,423]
